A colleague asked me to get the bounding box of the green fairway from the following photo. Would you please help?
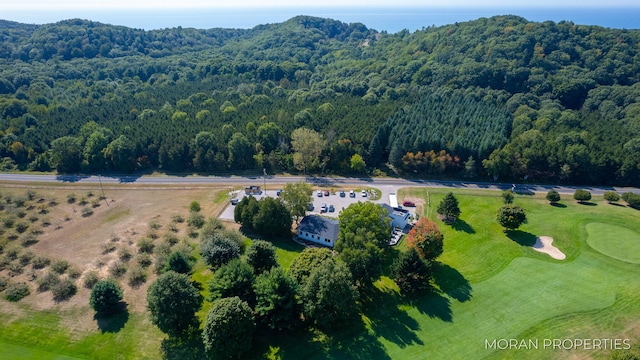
[586,222,640,264]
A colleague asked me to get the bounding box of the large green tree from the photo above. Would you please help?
[246,240,279,275]
[202,297,255,360]
[252,197,292,237]
[496,205,527,231]
[253,267,299,330]
[280,181,313,222]
[338,201,391,248]
[335,228,383,288]
[302,259,359,329]
[288,247,333,289]
[437,192,461,224]
[208,259,256,306]
[200,234,241,269]
[50,136,82,173]
[147,271,202,337]
[290,127,325,173]
[391,247,432,295]
[89,279,123,315]
[405,217,444,261]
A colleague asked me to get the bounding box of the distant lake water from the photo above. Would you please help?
[4,7,640,32]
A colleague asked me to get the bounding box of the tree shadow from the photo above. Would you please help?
[577,201,597,206]
[160,328,206,360]
[451,219,475,234]
[410,288,453,323]
[506,230,537,247]
[608,202,626,207]
[94,302,129,333]
[431,262,472,303]
[361,287,424,349]
[550,202,567,208]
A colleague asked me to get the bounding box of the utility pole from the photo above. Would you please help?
[263,168,267,197]
[98,175,109,207]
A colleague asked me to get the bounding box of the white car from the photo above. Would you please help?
[361,190,367,197]
[320,203,327,213]
[316,190,322,197]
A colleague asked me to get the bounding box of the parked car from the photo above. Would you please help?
[339,190,346,197]
[276,189,282,196]
[308,203,314,211]
[230,198,239,205]
[328,204,335,212]
[316,190,322,197]
[323,190,330,196]
[402,200,416,207]
[320,203,327,213]
[349,190,355,198]
[361,190,367,197]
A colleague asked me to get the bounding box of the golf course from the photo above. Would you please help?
[0,185,638,359]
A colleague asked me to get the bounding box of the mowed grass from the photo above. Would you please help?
[586,222,640,264]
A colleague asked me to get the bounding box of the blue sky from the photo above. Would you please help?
[4,0,640,10]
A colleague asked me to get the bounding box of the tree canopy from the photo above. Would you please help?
[202,296,255,360]
[146,271,202,337]
[338,201,391,249]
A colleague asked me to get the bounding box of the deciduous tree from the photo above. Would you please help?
[89,280,123,315]
[254,267,299,330]
[147,271,202,337]
[405,218,444,261]
[246,240,279,275]
[208,259,255,306]
[391,247,432,295]
[339,201,391,248]
[202,297,255,359]
[280,181,312,222]
[497,205,527,231]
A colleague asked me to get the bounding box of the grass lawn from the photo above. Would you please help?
[1,186,639,359]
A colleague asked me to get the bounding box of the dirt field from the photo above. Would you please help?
[0,183,229,313]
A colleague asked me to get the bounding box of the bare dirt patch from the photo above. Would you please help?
[533,236,566,260]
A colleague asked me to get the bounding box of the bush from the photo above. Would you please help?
[189,201,201,212]
[128,266,147,287]
[164,251,193,274]
[501,190,514,204]
[137,238,155,254]
[621,192,640,209]
[546,190,561,203]
[200,235,241,269]
[67,193,77,204]
[83,271,100,289]
[50,259,70,274]
[7,262,24,276]
[18,250,35,266]
[32,255,51,269]
[90,280,123,314]
[37,272,61,292]
[118,247,133,262]
[109,262,127,278]
[573,189,592,203]
[136,253,153,268]
[603,191,620,203]
[20,233,38,247]
[171,214,185,223]
[52,278,77,301]
[187,211,205,228]
[497,205,527,231]
[0,276,7,291]
[5,282,30,301]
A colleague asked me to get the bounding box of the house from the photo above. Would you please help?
[297,215,339,247]
[381,203,411,230]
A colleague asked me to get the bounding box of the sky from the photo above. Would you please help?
[4,0,640,10]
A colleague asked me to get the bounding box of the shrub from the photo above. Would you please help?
[497,205,527,231]
[37,272,60,292]
[32,255,51,269]
[20,233,39,247]
[52,278,77,301]
[149,221,162,230]
[5,282,30,301]
[67,267,82,279]
[0,276,7,291]
[67,193,77,204]
[136,253,153,268]
[109,262,127,278]
[90,280,123,314]
[573,189,592,203]
[18,250,35,266]
[50,259,70,274]
[8,262,24,276]
[187,211,205,228]
[200,235,241,269]
[137,238,155,254]
[603,191,620,203]
[81,207,93,217]
[546,190,561,203]
[621,192,640,209]
[101,243,117,254]
[118,247,133,262]
[501,190,514,204]
[83,271,100,289]
[5,246,20,260]
[189,201,201,212]
[128,266,147,287]
[171,214,185,223]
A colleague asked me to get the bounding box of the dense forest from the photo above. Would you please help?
[0,15,639,185]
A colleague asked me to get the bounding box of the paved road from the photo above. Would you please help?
[0,173,638,195]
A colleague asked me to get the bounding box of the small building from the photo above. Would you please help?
[381,203,411,230]
[297,215,339,248]
[389,193,399,208]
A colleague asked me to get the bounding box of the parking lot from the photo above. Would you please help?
[219,185,416,222]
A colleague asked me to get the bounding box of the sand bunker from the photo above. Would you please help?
[533,236,566,260]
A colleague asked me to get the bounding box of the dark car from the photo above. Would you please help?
[328,204,335,212]
[339,190,345,197]
[402,200,416,207]
[323,190,330,196]
[276,189,282,196]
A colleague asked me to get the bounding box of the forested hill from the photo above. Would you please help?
[0,15,639,185]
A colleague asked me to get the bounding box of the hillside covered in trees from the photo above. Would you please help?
[0,15,639,185]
